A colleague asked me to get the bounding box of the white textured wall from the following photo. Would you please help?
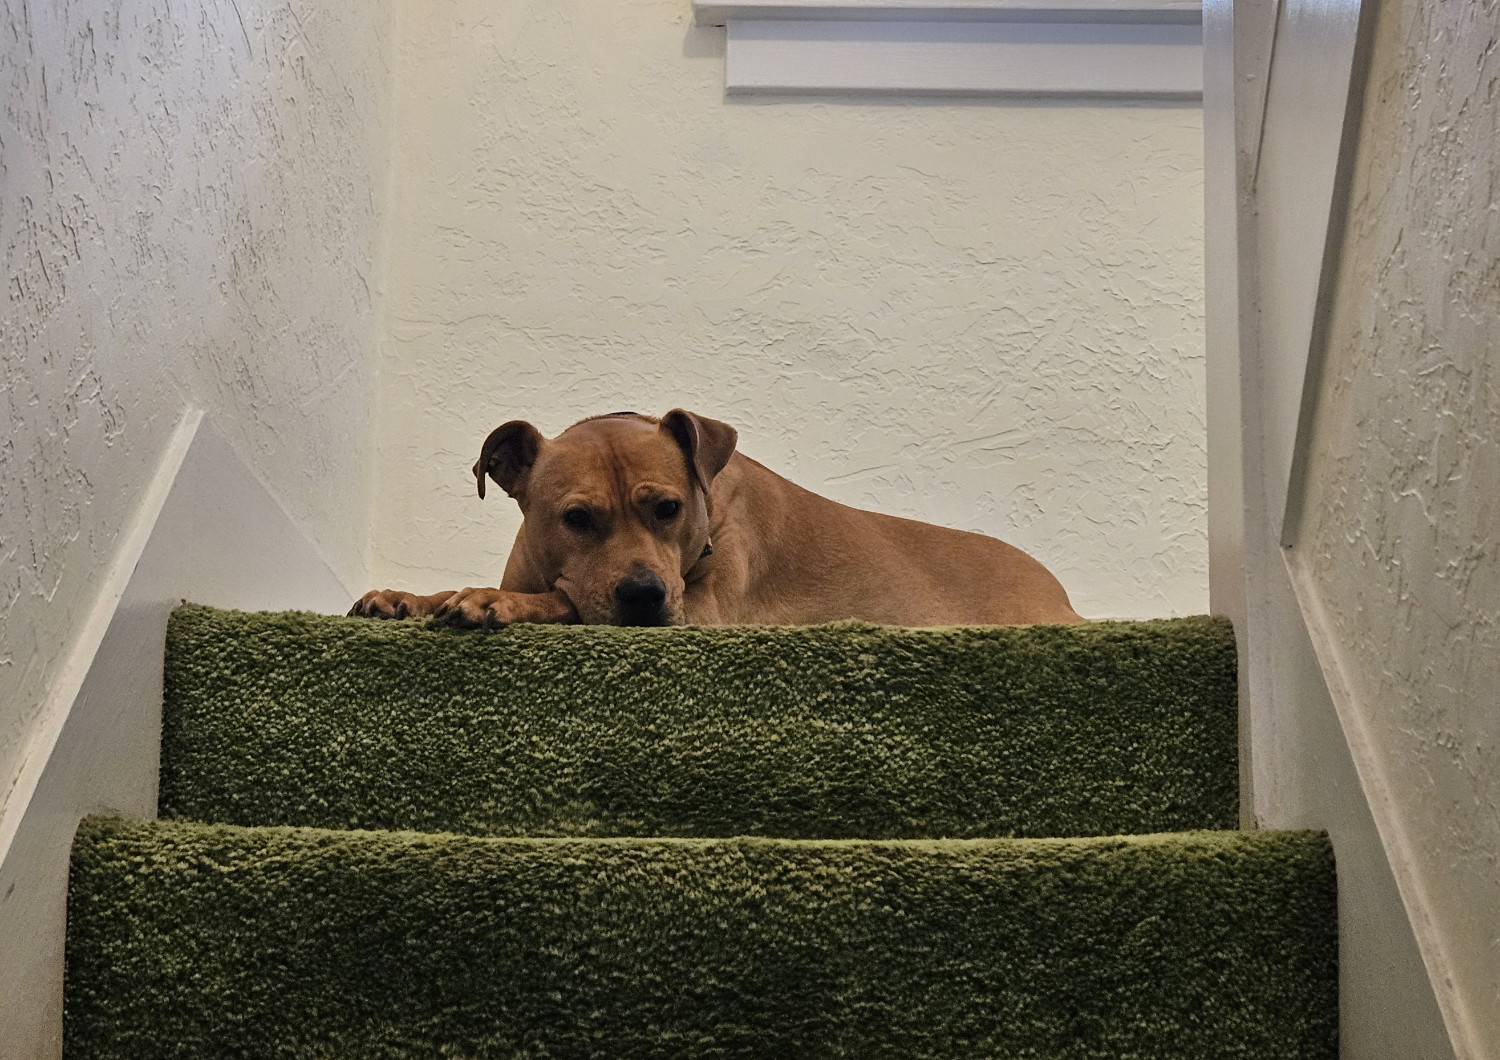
[0,2,391,803]
[1297,0,1500,1049]
[374,0,1206,620]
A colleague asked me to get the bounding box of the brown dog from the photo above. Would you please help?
[350,410,1081,627]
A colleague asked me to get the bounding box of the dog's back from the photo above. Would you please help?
[708,452,1080,626]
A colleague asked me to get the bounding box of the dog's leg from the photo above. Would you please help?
[348,590,458,620]
[432,587,578,629]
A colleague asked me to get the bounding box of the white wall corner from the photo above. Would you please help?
[694,0,1203,97]
[0,410,355,1060]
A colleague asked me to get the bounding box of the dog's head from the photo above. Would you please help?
[473,409,737,626]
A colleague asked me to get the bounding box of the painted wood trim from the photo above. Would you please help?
[1277,0,1379,548]
[0,409,203,868]
[0,412,356,1058]
[1282,548,1482,1060]
[1201,0,1252,826]
[723,18,1202,97]
[695,0,1202,26]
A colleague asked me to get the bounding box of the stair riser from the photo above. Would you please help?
[161,608,1239,839]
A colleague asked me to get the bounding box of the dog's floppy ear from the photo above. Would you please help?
[660,409,738,491]
[474,420,545,500]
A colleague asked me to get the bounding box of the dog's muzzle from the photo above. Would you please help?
[612,568,671,626]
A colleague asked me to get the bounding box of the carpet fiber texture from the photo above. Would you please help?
[67,817,1336,1060]
[160,605,1238,839]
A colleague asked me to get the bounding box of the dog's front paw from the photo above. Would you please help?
[347,589,455,620]
[432,587,575,629]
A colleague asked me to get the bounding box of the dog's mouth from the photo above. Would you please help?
[612,609,675,627]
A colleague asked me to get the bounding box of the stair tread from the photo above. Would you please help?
[160,605,1239,839]
[67,816,1336,1060]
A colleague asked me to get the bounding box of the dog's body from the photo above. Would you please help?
[352,410,1081,627]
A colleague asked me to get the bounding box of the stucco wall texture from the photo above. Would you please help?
[0,2,391,799]
[1297,0,1500,1047]
[373,0,1207,621]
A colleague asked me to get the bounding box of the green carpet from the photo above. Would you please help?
[67,817,1336,1060]
[159,605,1239,839]
[64,604,1336,1056]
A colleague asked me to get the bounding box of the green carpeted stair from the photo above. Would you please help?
[159,606,1240,840]
[65,605,1338,1058]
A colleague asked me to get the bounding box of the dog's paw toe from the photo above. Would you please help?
[432,587,511,629]
[349,589,421,620]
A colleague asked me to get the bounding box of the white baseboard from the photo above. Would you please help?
[1283,547,1481,1060]
[0,410,354,1060]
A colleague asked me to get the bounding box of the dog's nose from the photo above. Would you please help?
[613,570,668,625]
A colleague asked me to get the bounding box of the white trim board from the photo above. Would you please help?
[0,412,353,1060]
[1283,549,1481,1060]
[0,410,203,872]
[695,0,1203,25]
[696,0,1203,98]
[724,19,1200,97]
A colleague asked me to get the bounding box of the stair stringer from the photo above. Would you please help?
[0,409,354,1060]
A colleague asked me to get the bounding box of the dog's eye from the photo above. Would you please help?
[562,508,593,532]
[655,499,682,521]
